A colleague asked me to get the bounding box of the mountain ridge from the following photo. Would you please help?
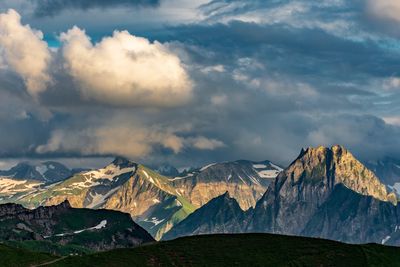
[11,157,280,240]
[0,161,82,183]
[164,145,400,245]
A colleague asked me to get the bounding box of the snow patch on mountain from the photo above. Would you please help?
[258,170,281,178]
[64,164,136,190]
[86,164,136,180]
[142,170,157,185]
[35,165,48,176]
[253,164,267,168]
[169,173,194,181]
[200,163,217,171]
[252,162,282,179]
[44,220,108,238]
[143,217,165,228]
[382,235,391,245]
[87,187,121,209]
[270,163,283,171]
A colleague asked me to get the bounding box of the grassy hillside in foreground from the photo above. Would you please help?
[49,234,400,267]
[2,233,400,267]
[5,240,92,256]
[0,243,57,267]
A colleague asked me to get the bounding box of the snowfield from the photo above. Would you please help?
[45,220,108,238]
[85,164,136,180]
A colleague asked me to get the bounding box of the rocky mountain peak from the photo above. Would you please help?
[112,156,137,168]
[209,191,234,205]
[222,191,230,198]
[283,145,395,204]
[56,199,71,209]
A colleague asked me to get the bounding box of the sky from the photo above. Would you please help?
[0,0,400,169]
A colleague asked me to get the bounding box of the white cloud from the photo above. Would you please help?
[383,116,400,126]
[367,0,400,23]
[0,9,51,97]
[187,136,225,150]
[60,26,193,107]
[383,77,400,91]
[36,126,185,159]
[201,64,225,74]
[36,119,225,158]
[211,94,227,106]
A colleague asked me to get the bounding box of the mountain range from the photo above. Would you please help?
[1,145,400,247]
[0,157,282,240]
[164,145,400,246]
[0,161,83,183]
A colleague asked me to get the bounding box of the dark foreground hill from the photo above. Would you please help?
[0,243,57,267]
[3,233,400,267]
[0,201,154,253]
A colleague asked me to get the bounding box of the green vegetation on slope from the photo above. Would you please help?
[2,232,400,267]
[0,243,57,267]
[48,234,400,267]
[5,240,92,256]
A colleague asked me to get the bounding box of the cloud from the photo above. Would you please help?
[36,125,225,159]
[1,3,400,169]
[33,0,161,17]
[306,115,400,161]
[367,0,400,23]
[36,126,184,158]
[383,116,400,126]
[187,136,225,150]
[0,9,51,97]
[59,26,193,107]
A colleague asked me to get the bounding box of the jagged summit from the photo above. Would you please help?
[221,191,230,198]
[112,156,137,168]
[54,199,71,209]
[281,145,396,204]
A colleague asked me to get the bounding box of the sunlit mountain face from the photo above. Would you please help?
[1,1,400,266]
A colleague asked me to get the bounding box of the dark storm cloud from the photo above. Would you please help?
[1,0,400,167]
[166,21,400,87]
[32,0,160,17]
[144,19,400,165]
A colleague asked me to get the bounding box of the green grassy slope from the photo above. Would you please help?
[48,234,400,267]
[0,243,58,267]
[5,240,92,256]
[2,233,400,267]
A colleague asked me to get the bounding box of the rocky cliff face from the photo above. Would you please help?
[0,201,154,251]
[103,165,195,240]
[246,145,397,235]
[170,160,282,210]
[165,146,400,246]
[302,184,400,245]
